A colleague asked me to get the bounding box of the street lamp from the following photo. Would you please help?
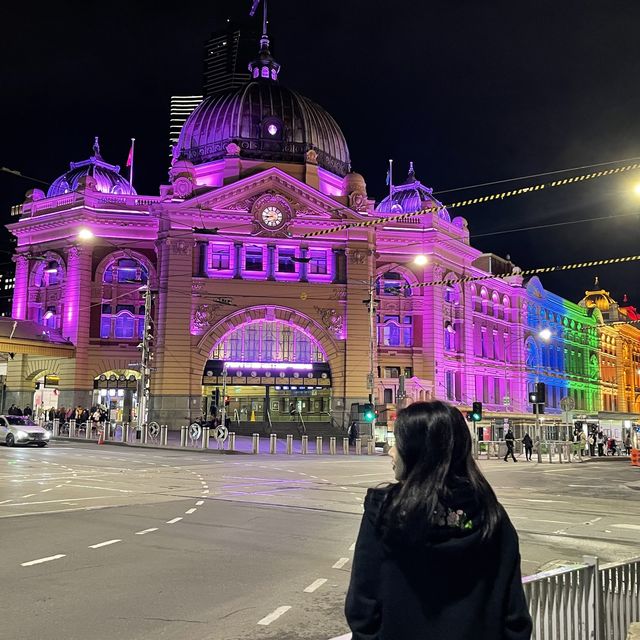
[413,254,428,266]
[77,228,94,241]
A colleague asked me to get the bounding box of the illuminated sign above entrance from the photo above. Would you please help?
[224,362,313,371]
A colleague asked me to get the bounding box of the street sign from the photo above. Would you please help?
[214,425,229,442]
[560,396,575,412]
[147,422,160,438]
[502,395,511,407]
[189,423,202,441]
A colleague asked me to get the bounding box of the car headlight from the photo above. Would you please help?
[16,430,28,440]
[44,431,51,439]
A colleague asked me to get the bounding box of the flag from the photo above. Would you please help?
[385,170,390,186]
[250,0,261,16]
[126,143,134,167]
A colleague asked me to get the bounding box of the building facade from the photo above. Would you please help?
[4,27,640,436]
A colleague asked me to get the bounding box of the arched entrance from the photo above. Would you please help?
[202,318,332,428]
[33,374,60,418]
[93,370,141,423]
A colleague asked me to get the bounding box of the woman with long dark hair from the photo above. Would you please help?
[345,401,532,639]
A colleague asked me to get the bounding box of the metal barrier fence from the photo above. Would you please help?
[523,555,640,640]
[477,440,586,463]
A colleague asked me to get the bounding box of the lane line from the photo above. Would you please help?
[21,554,66,567]
[22,494,36,498]
[257,606,291,626]
[304,578,327,593]
[196,500,204,506]
[135,528,158,535]
[349,542,356,551]
[332,557,350,569]
[166,517,183,524]
[185,508,197,515]
[89,539,122,549]
[612,524,640,531]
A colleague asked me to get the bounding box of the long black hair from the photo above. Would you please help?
[381,401,501,543]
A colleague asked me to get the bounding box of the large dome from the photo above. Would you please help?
[48,138,136,198]
[174,38,351,177]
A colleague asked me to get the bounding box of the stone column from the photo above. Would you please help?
[299,247,309,283]
[233,243,243,279]
[11,253,29,319]
[267,244,276,281]
[58,245,93,409]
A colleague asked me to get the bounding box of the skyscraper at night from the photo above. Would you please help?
[169,95,203,155]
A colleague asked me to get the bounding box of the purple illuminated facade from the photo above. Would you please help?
[5,25,635,434]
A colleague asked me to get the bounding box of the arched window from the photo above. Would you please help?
[99,255,149,341]
[29,254,65,329]
[444,281,461,304]
[212,320,327,364]
[525,338,539,369]
[378,315,413,347]
[376,272,411,297]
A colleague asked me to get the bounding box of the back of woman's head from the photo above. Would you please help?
[382,401,501,542]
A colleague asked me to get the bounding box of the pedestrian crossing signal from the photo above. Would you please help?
[361,403,376,422]
[470,402,482,422]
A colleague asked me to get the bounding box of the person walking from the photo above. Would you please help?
[597,431,605,457]
[579,430,588,458]
[522,432,533,461]
[625,434,632,456]
[348,420,359,446]
[345,401,532,640]
[504,427,517,462]
[588,432,596,457]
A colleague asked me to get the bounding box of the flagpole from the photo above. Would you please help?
[388,158,393,202]
[129,138,136,188]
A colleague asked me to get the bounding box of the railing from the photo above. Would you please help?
[601,558,640,639]
[266,410,273,435]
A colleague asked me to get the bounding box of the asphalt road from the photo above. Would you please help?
[0,442,638,640]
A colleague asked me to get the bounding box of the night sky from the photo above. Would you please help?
[2,1,640,305]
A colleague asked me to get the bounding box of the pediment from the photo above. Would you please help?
[175,168,365,223]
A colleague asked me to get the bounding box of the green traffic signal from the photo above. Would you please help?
[362,403,376,422]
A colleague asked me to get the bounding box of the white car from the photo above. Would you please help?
[0,415,51,447]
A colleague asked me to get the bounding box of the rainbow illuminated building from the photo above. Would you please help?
[3,23,639,434]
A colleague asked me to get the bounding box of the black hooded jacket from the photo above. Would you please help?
[345,486,532,639]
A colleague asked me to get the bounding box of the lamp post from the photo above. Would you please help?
[533,328,552,462]
[137,285,153,435]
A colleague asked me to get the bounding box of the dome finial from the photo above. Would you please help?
[594,275,600,288]
[93,136,102,160]
[248,0,280,81]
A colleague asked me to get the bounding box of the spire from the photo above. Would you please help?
[594,276,600,289]
[92,136,102,160]
[404,161,417,184]
[248,0,280,81]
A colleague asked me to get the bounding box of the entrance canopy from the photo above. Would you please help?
[203,360,331,387]
[0,318,75,358]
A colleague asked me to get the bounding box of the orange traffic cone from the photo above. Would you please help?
[97,428,104,445]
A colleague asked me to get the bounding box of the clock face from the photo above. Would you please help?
[261,205,284,228]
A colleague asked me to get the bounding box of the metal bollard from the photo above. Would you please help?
[180,425,188,447]
[251,433,260,454]
[367,440,375,455]
[269,433,277,454]
[160,424,168,446]
[85,422,92,440]
[343,437,350,455]
[123,422,130,443]
[53,418,60,437]
[301,435,308,454]
[355,437,362,455]
[329,436,336,455]
[69,419,76,438]
[316,436,323,454]
[202,426,210,450]
[567,443,573,463]
[141,423,148,444]
[286,434,293,454]
[228,431,236,451]
[548,443,553,464]
[558,443,563,464]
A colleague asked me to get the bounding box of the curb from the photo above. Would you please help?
[51,437,248,455]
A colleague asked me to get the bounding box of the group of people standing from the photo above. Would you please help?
[503,428,535,462]
[6,404,33,417]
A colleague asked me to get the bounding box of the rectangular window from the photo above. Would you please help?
[383,323,401,347]
[245,246,264,271]
[492,332,500,361]
[100,316,111,339]
[402,316,412,346]
[308,250,327,275]
[445,371,454,401]
[210,245,230,270]
[383,388,393,403]
[114,314,135,339]
[494,378,501,405]
[278,248,296,273]
[481,328,488,358]
[384,367,400,378]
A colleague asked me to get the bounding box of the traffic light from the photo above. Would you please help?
[224,395,230,407]
[471,402,482,422]
[535,382,546,403]
[361,403,376,422]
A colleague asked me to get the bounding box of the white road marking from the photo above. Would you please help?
[523,499,568,504]
[89,539,122,549]
[135,528,158,535]
[0,499,13,505]
[202,485,209,489]
[196,500,204,506]
[41,488,53,493]
[22,494,35,498]
[166,517,183,524]
[202,489,209,494]
[21,554,66,567]
[257,606,291,626]
[349,542,356,551]
[332,557,350,569]
[612,524,640,531]
[65,484,133,493]
[304,578,327,593]
[185,508,197,515]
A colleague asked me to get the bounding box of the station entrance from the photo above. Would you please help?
[201,317,333,431]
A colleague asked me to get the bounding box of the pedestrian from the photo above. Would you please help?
[503,427,517,462]
[48,407,56,422]
[597,431,605,457]
[522,432,533,461]
[7,404,17,416]
[345,401,532,640]
[348,420,359,446]
[579,430,588,457]
[625,434,632,456]
[23,405,32,417]
[588,432,596,457]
